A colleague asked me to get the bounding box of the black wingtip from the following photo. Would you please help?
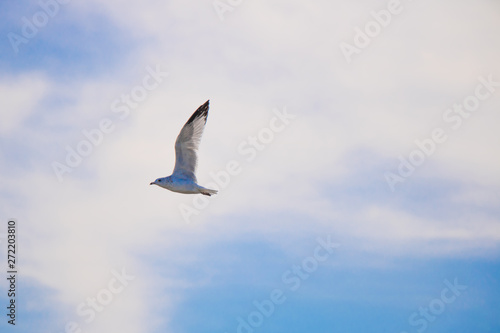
[186,100,210,125]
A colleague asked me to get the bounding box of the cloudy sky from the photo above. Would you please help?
[1,0,500,332]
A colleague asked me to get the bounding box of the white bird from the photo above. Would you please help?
[150,100,218,196]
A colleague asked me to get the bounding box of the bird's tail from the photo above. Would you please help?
[199,187,218,196]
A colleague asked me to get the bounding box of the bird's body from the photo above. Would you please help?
[153,175,217,196]
[150,100,218,196]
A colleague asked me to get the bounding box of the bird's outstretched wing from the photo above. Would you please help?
[172,100,209,181]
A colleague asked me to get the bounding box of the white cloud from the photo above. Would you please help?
[0,73,49,134]
[2,0,500,332]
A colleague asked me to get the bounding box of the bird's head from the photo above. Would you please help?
[150,178,162,186]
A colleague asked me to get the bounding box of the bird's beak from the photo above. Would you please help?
[150,182,154,185]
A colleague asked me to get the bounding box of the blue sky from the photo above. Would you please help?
[1,0,500,332]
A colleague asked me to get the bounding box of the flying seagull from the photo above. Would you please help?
[150,100,218,196]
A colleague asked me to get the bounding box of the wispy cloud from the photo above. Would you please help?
[1,0,499,332]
